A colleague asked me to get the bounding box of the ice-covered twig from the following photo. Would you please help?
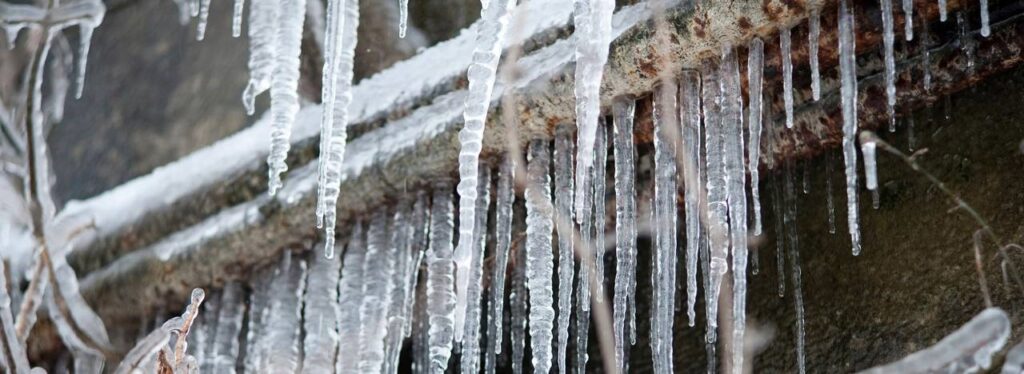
[171,288,206,366]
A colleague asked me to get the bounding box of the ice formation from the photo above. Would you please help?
[839,0,862,255]
[611,96,637,372]
[554,125,575,374]
[721,45,750,374]
[265,0,306,196]
[881,0,897,132]
[781,25,794,129]
[426,186,457,373]
[809,9,821,101]
[485,155,515,373]
[747,38,764,237]
[526,139,555,374]
[459,166,491,374]
[652,81,679,374]
[679,72,701,328]
[454,0,514,342]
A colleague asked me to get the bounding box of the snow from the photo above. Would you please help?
[426,186,457,373]
[454,0,514,344]
[525,139,555,374]
[860,308,1010,373]
[611,96,636,372]
[839,0,862,255]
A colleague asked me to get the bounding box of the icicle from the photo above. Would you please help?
[652,80,679,374]
[244,272,271,372]
[593,119,609,305]
[460,166,492,374]
[510,241,528,374]
[679,73,702,329]
[701,61,730,338]
[384,206,416,374]
[209,283,244,374]
[611,96,636,372]
[553,125,575,374]
[359,211,396,373]
[699,221,718,374]
[317,0,359,258]
[572,0,616,226]
[454,0,514,342]
[802,162,811,194]
[861,134,878,191]
[860,308,1010,373]
[266,0,306,195]
[721,44,751,374]
[881,0,897,132]
[783,160,806,374]
[301,247,340,374]
[242,0,279,114]
[747,38,765,236]
[839,0,862,255]
[405,192,431,341]
[232,0,245,37]
[771,182,786,298]
[525,139,555,374]
[74,24,98,99]
[980,0,990,37]
[1003,340,1024,373]
[809,10,821,101]
[262,253,306,373]
[939,0,948,22]
[196,0,211,40]
[426,186,457,373]
[0,261,29,374]
[485,155,515,374]
[901,0,913,41]
[337,223,366,374]
[780,26,794,129]
[399,0,409,38]
[826,151,837,234]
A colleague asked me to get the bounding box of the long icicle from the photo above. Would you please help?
[460,165,492,374]
[880,0,897,132]
[572,0,616,226]
[485,155,515,374]
[426,184,457,373]
[721,44,750,374]
[902,0,913,41]
[701,61,730,342]
[453,0,514,342]
[652,80,679,374]
[265,0,306,195]
[781,25,794,129]
[577,116,607,373]
[337,223,366,374]
[232,0,245,37]
[839,0,862,255]
[679,72,702,327]
[526,139,555,374]
[747,38,765,236]
[783,159,806,374]
[611,96,637,372]
[553,125,575,374]
[317,0,359,258]
[809,10,821,101]
[241,0,279,115]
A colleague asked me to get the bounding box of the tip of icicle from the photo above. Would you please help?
[325,234,335,259]
[191,288,205,303]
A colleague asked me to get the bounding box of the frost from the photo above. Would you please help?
[454,0,513,341]
[610,96,634,370]
[839,0,862,255]
[860,308,1010,373]
[426,186,457,373]
[526,139,555,374]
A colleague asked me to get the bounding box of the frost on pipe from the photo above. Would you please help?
[859,308,1010,373]
[679,72,702,329]
[572,0,615,229]
[839,0,862,255]
[317,0,359,259]
[611,96,637,372]
[453,0,514,342]
[525,139,555,374]
[426,185,457,373]
[553,124,575,374]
